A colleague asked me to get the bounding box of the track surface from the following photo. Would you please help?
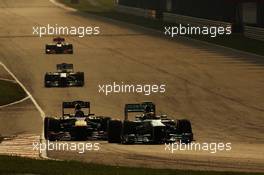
[0,0,263,172]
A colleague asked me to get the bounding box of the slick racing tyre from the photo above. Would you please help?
[44,117,60,141]
[121,121,137,144]
[107,120,122,143]
[177,119,193,143]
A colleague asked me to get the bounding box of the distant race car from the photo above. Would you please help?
[44,63,84,87]
[107,102,193,144]
[44,101,111,141]
[45,37,73,54]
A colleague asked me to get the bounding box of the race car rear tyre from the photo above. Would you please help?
[79,73,84,86]
[177,120,192,133]
[177,119,193,143]
[75,72,84,87]
[121,121,137,144]
[100,117,111,132]
[107,120,122,143]
[44,117,60,141]
[122,121,137,135]
[44,82,50,88]
[68,44,73,54]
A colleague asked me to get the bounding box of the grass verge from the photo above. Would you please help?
[0,155,263,175]
[58,0,264,56]
[0,80,26,106]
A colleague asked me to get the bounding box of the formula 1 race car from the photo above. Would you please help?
[45,37,73,54]
[107,102,193,144]
[44,101,111,141]
[44,63,84,87]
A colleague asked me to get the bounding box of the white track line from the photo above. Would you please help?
[0,96,30,109]
[49,0,77,12]
[0,62,47,158]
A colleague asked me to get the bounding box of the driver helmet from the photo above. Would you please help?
[75,104,81,111]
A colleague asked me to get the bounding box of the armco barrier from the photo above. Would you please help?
[163,12,231,28]
[244,26,264,41]
[115,5,155,18]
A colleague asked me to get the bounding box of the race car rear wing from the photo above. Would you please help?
[62,101,91,118]
[57,63,74,72]
[124,102,156,120]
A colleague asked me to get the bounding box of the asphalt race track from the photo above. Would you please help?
[0,0,263,172]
